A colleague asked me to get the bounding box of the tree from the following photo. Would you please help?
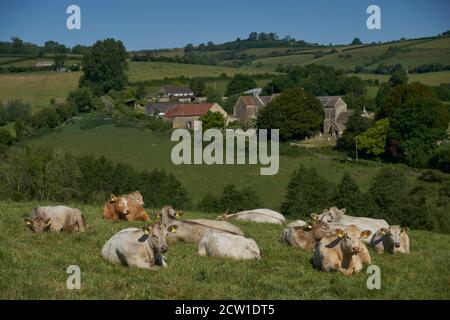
[204,86,222,104]
[336,111,372,156]
[351,37,363,45]
[389,67,408,87]
[333,173,364,215]
[248,32,258,41]
[374,82,392,112]
[226,74,257,96]
[218,185,261,213]
[342,76,367,96]
[0,129,13,146]
[357,118,390,157]
[136,83,148,100]
[281,166,333,218]
[67,88,94,113]
[189,78,206,96]
[387,86,449,167]
[199,110,225,130]
[80,39,128,93]
[257,88,323,141]
[54,54,65,69]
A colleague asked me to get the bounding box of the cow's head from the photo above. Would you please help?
[110,194,130,215]
[380,225,408,248]
[24,217,52,233]
[157,205,182,222]
[142,222,177,253]
[318,207,346,223]
[335,225,371,256]
[306,220,330,241]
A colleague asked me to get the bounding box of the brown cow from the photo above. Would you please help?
[102,193,149,221]
[281,220,330,251]
[313,225,372,275]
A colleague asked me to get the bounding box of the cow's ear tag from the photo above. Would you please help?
[142,227,150,235]
[336,230,345,238]
[156,213,161,221]
[310,213,318,221]
[381,229,387,235]
[46,220,52,226]
[306,224,313,230]
[169,226,177,234]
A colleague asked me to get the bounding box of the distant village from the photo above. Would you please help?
[142,84,374,137]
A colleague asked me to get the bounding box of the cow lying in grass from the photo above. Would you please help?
[25,206,86,233]
[157,205,243,244]
[101,221,177,269]
[217,209,286,225]
[281,220,330,251]
[102,192,149,221]
[311,207,388,243]
[371,226,410,254]
[313,225,372,275]
[198,231,261,260]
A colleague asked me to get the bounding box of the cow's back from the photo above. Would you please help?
[198,231,260,260]
[31,206,84,232]
[101,228,150,266]
[190,219,244,235]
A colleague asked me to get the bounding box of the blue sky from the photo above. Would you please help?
[0,0,449,50]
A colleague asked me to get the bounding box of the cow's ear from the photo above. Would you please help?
[310,213,319,221]
[110,194,117,202]
[155,212,161,221]
[168,225,177,234]
[336,229,345,238]
[175,211,183,218]
[380,228,388,235]
[24,219,32,225]
[361,230,372,239]
[142,226,151,235]
[340,208,347,214]
[401,227,409,234]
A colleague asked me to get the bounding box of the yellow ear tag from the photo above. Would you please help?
[381,230,386,235]
[46,220,52,226]
[26,220,31,225]
[170,227,177,234]
[306,224,313,230]
[337,231,345,238]
[175,212,180,218]
[143,228,150,235]
[156,214,161,221]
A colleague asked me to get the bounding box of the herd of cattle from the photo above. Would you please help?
[24,191,410,275]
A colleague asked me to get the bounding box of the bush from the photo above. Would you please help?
[0,129,13,146]
[0,99,31,125]
[67,88,95,113]
[281,166,333,218]
[198,185,261,213]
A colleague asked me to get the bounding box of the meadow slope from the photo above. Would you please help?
[0,201,448,299]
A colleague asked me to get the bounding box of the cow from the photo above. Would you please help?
[281,220,330,251]
[102,193,149,221]
[157,205,243,244]
[101,221,177,269]
[370,226,410,254]
[217,208,286,225]
[198,231,261,260]
[311,207,389,243]
[312,225,372,275]
[24,206,86,233]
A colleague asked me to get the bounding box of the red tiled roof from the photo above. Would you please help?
[164,103,215,118]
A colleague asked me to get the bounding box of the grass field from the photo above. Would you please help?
[352,71,450,86]
[0,200,448,299]
[24,116,426,209]
[0,72,81,109]
[128,61,254,82]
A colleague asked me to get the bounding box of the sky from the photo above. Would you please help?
[0,0,449,51]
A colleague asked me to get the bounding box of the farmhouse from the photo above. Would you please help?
[159,85,195,102]
[145,102,178,116]
[233,94,279,125]
[318,96,352,137]
[164,103,228,129]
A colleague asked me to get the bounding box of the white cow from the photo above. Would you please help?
[25,206,86,233]
[198,231,261,260]
[312,207,389,243]
[101,222,176,269]
[217,208,286,225]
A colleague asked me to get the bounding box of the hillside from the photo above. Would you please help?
[1,200,449,299]
[23,114,428,208]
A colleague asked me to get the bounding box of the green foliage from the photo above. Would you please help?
[0,128,13,146]
[374,82,392,111]
[135,83,147,100]
[351,37,363,45]
[333,173,364,215]
[429,143,450,173]
[199,110,225,131]
[281,166,333,218]
[388,67,408,87]
[198,184,261,213]
[0,99,31,125]
[226,74,257,96]
[204,86,223,104]
[67,88,95,113]
[386,83,449,167]
[81,38,128,94]
[0,145,188,207]
[336,111,373,156]
[257,88,323,141]
[357,118,390,156]
[189,77,206,96]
